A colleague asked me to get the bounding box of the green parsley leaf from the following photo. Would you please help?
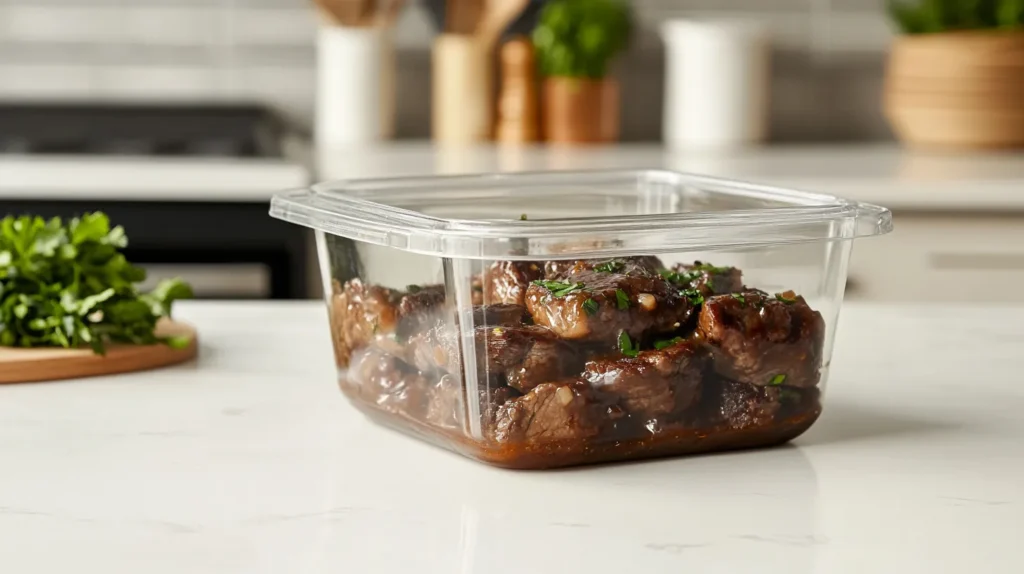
[731,293,746,304]
[653,336,684,350]
[162,335,192,350]
[519,213,528,221]
[406,284,422,294]
[769,374,787,386]
[594,260,624,273]
[680,288,704,306]
[615,289,629,310]
[532,279,585,298]
[582,298,599,316]
[0,213,193,354]
[617,330,639,358]
[659,268,701,286]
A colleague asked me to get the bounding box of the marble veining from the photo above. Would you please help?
[1,301,1022,574]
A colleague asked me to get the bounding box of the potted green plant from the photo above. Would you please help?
[885,0,1024,148]
[532,0,632,144]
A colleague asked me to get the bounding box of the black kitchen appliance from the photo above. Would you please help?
[0,103,311,299]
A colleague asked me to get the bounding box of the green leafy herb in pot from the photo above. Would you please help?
[0,213,193,354]
[532,0,633,79]
[888,0,1024,34]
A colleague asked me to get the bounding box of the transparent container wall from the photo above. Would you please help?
[318,229,851,469]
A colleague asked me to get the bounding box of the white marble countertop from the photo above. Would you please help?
[4,142,1023,211]
[314,143,1024,212]
[2,301,1022,573]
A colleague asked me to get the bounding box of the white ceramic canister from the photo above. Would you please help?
[316,25,396,146]
[660,19,771,149]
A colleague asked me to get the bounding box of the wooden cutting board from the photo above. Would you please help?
[0,319,197,384]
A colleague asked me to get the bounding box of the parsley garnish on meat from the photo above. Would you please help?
[406,284,422,293]
[731,293,746,304]
[659,268,701,285]
[617,330,639,358]
[615,289,629,310]
[653,336,684,350]
[680,288,704,306]
[594,260,624,273]
[775,291,797,305]
[532,280,585,297]
[769,374,787,386]
[0,213,193,354]
[582,298,599,316]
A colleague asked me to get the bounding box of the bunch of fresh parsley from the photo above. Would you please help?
[0,213,193,354]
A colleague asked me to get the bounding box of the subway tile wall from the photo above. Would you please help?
[0,0,895,141]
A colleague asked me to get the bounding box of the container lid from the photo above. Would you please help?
[270,169,892,259]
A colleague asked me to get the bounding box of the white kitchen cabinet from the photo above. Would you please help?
[847,214,1024,303]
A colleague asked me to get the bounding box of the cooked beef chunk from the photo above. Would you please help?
[398,285,446,332]
[494,381,600,443]
[471,275,485,305]
[426,375,522,431]
[497,326,584,392]
[484,261,544,305]
[525,268,692,342]
[583,340,707,418]
[410,320,582,393]
[410,304,529,374]
[716,379,782,430]
[667,261,744,297]
[544,256,665,279]
[329,279,446,366]
[697,290,825,388]
[473,303,531,326]
[346,347,428,417]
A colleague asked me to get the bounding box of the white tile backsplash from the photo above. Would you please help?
[0,0,894,141]
[123,7,222,46]
[229,8,317,46]
[4,6,124,43]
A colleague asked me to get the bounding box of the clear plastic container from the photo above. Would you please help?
[271,170,892,469]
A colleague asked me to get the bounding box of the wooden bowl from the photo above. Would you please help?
[884,30,1024,149]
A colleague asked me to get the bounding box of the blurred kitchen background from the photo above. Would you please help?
[1,0,1023,302]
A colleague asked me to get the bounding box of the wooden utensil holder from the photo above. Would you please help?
[432,34,493,144]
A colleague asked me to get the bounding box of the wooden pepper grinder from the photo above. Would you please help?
[495,36,539,144]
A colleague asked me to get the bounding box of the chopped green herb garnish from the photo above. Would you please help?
[659,268,701,286]
[582,298,599,316]
[163,335,192,350]
[653,336,684,350]
[680,288,704,306]
[617,330,639,358]
[775,292,797,305]
[519,213,528,221]
[406,284,422,293]
[769,374,786,386]
[0,213,193,354]
[532,280,585,298]
[594,260,624,273]
[731,293,746,304]
[615,289,629,310]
